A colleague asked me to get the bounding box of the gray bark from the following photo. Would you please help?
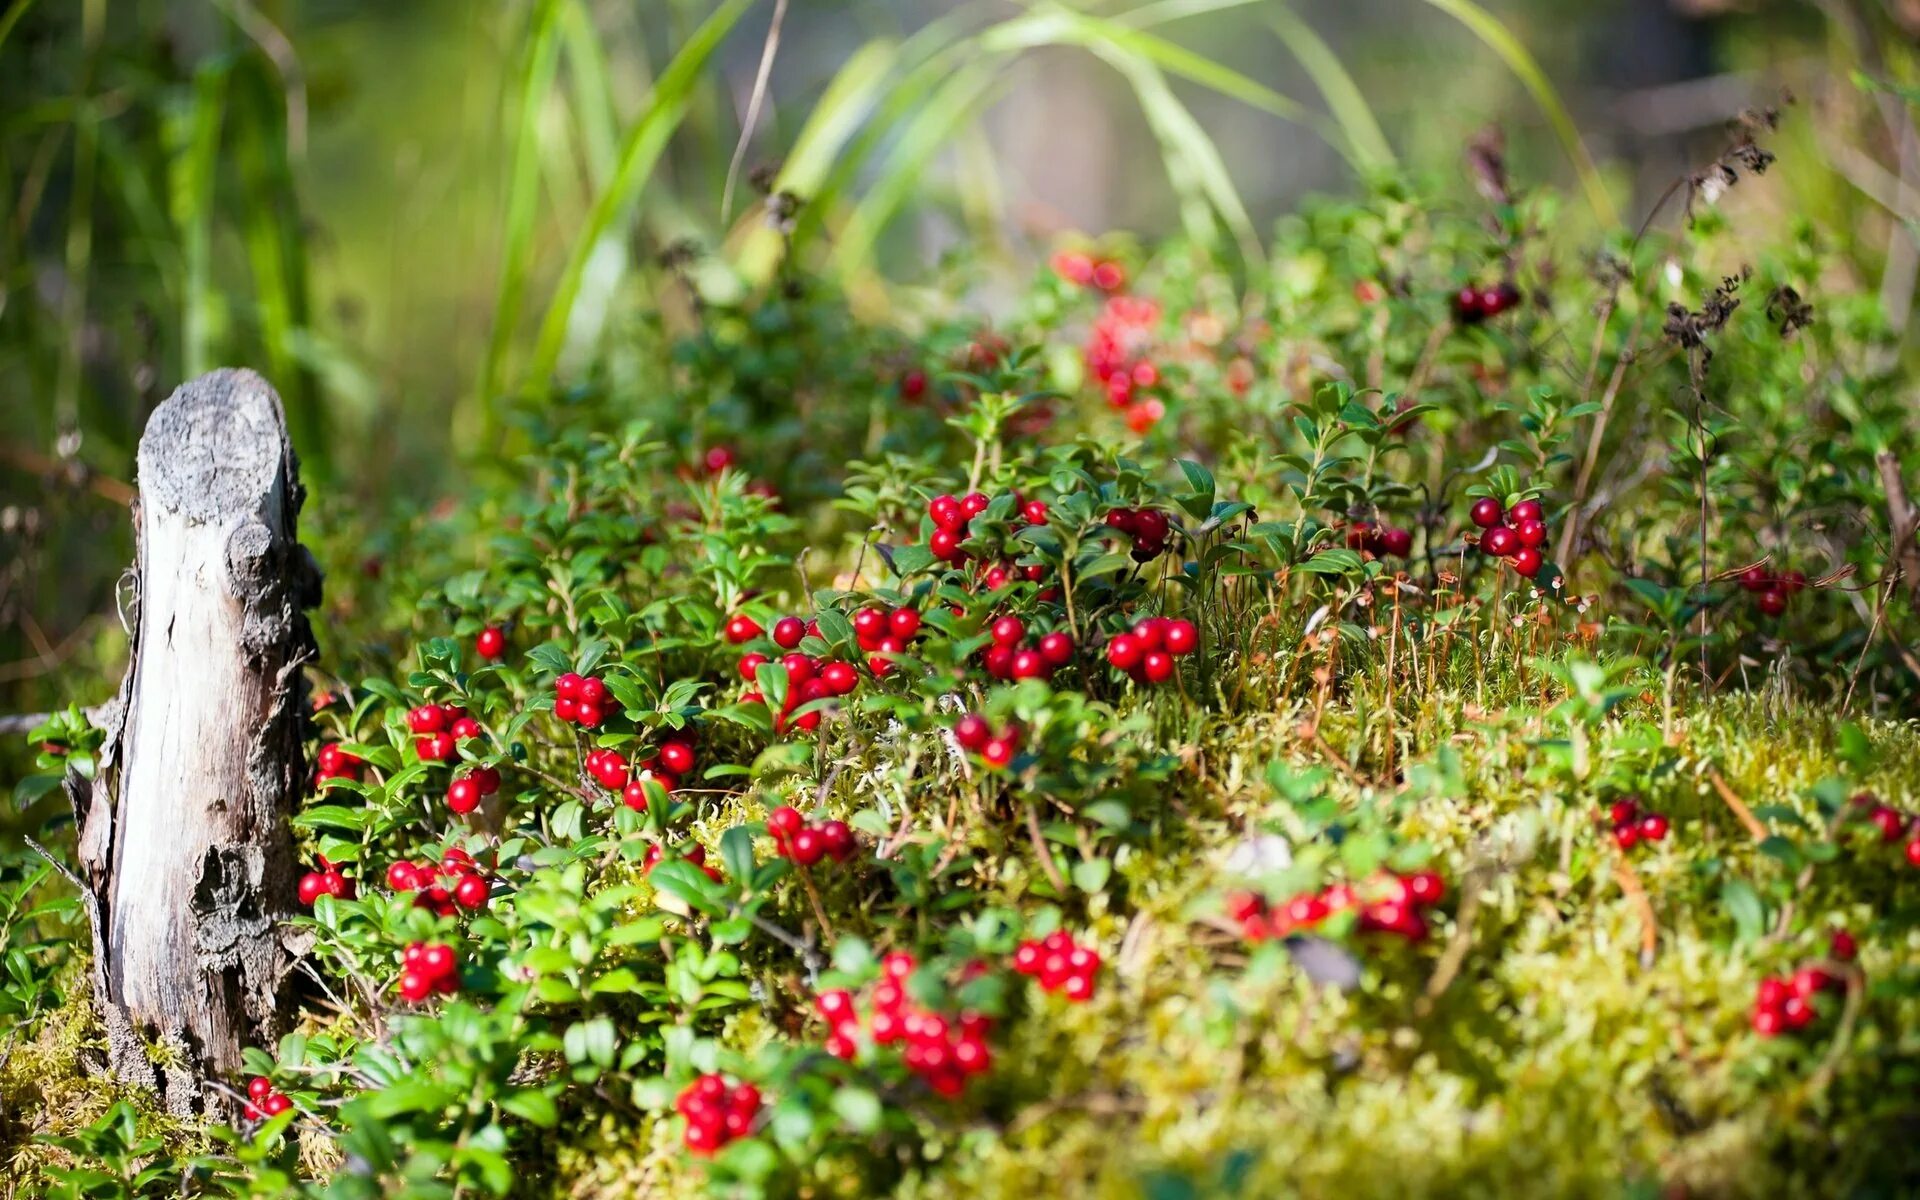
[66,368,320,1115]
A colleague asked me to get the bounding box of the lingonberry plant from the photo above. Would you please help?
[8,109,1920,1200]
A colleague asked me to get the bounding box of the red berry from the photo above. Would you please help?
[768,806,804,838]
[1638,813,1670,842]
[1106,633,1143,671]
[248,1075,273,1101]
[261,1092,292,1117]
[1830,930,1858,961]
[1379,526,1413,556]
[1751,1006,1785,1037]
[1481,525,1519,557]
[1405,871,1446,907]
[1514,519,1547,548]
[1163,619,1198,656]
[1469,497,1504,528]
[724,613,763,644]
[476,626,506,660]
[453,874,490,910]
[408,704,448,734]
[852,607,887,642]
[1608,799,1639,826]
[1868,805,1907,842]
[929,528,964,562]
[387,862,420,892]
[961,492,991,518]
[1022,499,1049,525]
[1906,838,1920,868]
[1791,966,1835,999]
[1010,649,1047,680]
[1511,547,1545,578]
[1038,632,1075,665]
[620,780,650,811]
[1780,570,1809,595]
[889,607,922,639]
[1614,826,1640,851]
[929,494,964,532]
[1454,286,1487,322]
[821,660,859,695]
[772,617,805,649]
[1756,977,1789,1010]
[1508,499,1543,525]
[1131,617,1166,651]
[398,970,432,1002]
[447,776,482,814]
[298,872,326,906]
[982,644,1014,679]
[953,714,991,751]
[659,741,696,776]
[1757,588,1788,617]
[981,737,1015,769]
[1141,651,1174,683]
[1782,995,1815,1029]
[819,820,854,861]
[780,653,816,688]
[990,615,1026,647]
[882,951,917,980]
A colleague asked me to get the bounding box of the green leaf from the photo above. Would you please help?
[1721,878,1766,944]
[832,1086,883,1133]
[500,1089,559,1128]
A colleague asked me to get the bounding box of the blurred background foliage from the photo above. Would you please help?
[2,0,1917,732]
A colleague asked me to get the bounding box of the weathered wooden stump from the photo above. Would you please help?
[66,368,319,1115]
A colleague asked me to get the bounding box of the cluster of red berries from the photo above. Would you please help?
[952,713,1021,769]
[241,1076,293,1121]
[1857,796,1920,868]
[1228,870,1447,943]
[387,848,491,914]
[816,952,995,1098]
[979,615,1074,682]
[1105,615,1197,685]
[444,765,502,815]
[397,940,460,1002]
[1739,564,1810,618]
[1603,796,1671,850]
[1452,281,1522,323]
[1051,248,1126,293]
[552,672,609,728]
[851,603,923,674]
[1011,930,1102,1002]
[408,701,482,762]
[1084,295,1166,433]
[1750,936,1854,1037]
[314,742,363,786]
[644,841,723,882]
[675,1073,762,1155]
[586,739,696,810]
[766,805,856,866]
[475,625,507,661]
[1103,505,1172,560]
[1469,495,1549,579]
[1345,520,1413,558]
[296,855,355,906]
[925,490,1049,564]
[741,658,853,735]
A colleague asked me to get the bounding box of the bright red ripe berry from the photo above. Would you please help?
[1751,1006,1785,1037]
[408,704,448,734]
[772,617,805,649]
[1481,526,1519,557]
[789,828,825,866]
[929,494,964,531]
[1379,526,1413,557]
[990,615,1026,647]
[1469,497,1503,528]
[780,653,816,687]
[1791,966,1835,999]
[659,741,696,775]
[475,626,506,660]
[1142,651,1175,683]
[1514,519,1547,548]
[1405,871,1446,906]
[1106,633,1143,671]
[1905,837,1920,868]
[817,660,857,695]
[453,874,489,909]
[1782,995,1814,1029]
[574,700,604,728]
[724,613,763,644]
[1614,826,1640,851]
[852,607,887,642]
[1163,619,1198,656]
[981,737,1015,769]
[387,861,420,892]
[1830,930,1858,961]
[447,776,482,814]
[398,970,432,1003]
[298,872,327,906]
[929,528,964,562]
[768,806,804,838]
[261,1092,292,1116]
[819,820,853,860]
[982,644,1014,679]
[960,491,990,518]
[1038,632,1075,665]
[1757,588,1788,617]
[420,943,456,980]
[1740,565,1771,592]
[1022,499,1049,525]
[953,714,991,751]
[1511,547,1544,578]
[882,951,917,980]
[1638,813,1670,842]
[1780,570,1809,595]
[1508,499,1543,525]
[1010,649,1047,680]
[1756,977,1789,1009]
[888,607,922,639]
[1132,617,1166,651]
[248,1075,273,1101]
[1608,800,1640,827]
[1868,805,1908,842]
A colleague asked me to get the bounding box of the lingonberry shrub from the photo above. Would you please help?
[16,111,1920,1200]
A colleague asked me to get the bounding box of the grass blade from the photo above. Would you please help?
[476,0,564,448]
[1417,0,1618,225]
[165,58,227,381]
[1268,6,1395,173]
[522,0,755,399]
